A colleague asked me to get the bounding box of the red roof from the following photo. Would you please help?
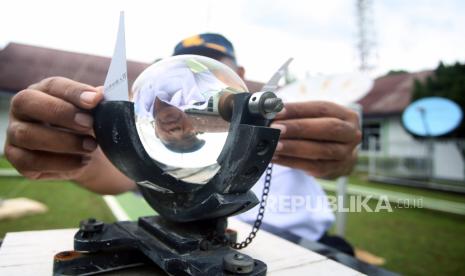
[0,43,263,93]
[357,70,432,116]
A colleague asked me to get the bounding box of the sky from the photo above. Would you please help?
[1,0,464,82]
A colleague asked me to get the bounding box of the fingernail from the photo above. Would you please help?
[276,142,283,151]
[270,123,287,134]
[83,138,97,152]
[80,91,97,105]
[74,113,93,128]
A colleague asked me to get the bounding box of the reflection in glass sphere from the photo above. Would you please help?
[131,55,248,184]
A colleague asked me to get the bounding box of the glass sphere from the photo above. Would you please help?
[131,55,248,184]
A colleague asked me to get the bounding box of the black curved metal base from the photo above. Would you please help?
[53,216,267,276]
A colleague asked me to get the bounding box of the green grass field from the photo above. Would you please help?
[0,176,115,238]
[0,157,13,169]
[325,190,465,275]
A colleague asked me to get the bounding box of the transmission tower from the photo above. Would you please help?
[356,0,376,72]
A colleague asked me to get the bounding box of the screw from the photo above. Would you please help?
[263,97,284,113]
[79,218,104,233]
[223,252,254,274]
[234,254,245,260]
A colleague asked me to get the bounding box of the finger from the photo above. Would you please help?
[4,144,85,173]
[24,170,84,181]
[12,171,73,181]
[11,89,94,133]
[275,139,351,161]
[275,101,358,123]
[8,121,97,154]
[272,156,345,178]
[28,77,103,109]
[272,117,361,143]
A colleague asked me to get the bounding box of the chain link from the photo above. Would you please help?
[230,163,273,249]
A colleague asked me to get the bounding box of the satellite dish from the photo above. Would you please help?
[402,97,463,137]
[276,72,373,106]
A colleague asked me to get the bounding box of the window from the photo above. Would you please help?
[361,122,381,151]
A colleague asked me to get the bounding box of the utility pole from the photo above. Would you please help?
[335,0,378,237]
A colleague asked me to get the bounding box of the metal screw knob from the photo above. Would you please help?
[263,97,284,113]
[79,218,104,233]
[248,91,284,120]
[223,252,254,274]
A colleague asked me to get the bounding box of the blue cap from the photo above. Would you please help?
[173,33,236,62]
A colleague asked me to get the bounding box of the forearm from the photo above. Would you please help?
[74,148,136,195]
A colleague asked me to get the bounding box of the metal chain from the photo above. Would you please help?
[230,163,273,249]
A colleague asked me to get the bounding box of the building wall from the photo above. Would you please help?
[361,116,464,181]
[433,141,464,180]
[0,92,13,155]
[386,118,428,157]
[388,118,464,180]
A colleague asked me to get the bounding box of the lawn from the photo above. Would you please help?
[0,156,115,238]
[326,190,465,275]
[0,176,115,238]
[0,157,13,169]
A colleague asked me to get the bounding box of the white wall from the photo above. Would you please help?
[385,117,464,180]
[434,141,465,180]
[0,92,13,155]
[386,118,428,157]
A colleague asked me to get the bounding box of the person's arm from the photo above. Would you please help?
[4,77,136,194]
[271,101,361,179]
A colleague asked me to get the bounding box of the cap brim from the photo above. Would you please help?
[173,46,235,62]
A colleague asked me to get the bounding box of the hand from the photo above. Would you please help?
[4,77,134,194]
[270,101,362,179]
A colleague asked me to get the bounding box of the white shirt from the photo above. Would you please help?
[133,57,226,119]
[237,164,335,241]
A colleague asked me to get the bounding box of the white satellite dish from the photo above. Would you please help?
[275,73,373,106]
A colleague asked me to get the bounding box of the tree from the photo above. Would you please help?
[387,69,409,76]
[412,62,465,138]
